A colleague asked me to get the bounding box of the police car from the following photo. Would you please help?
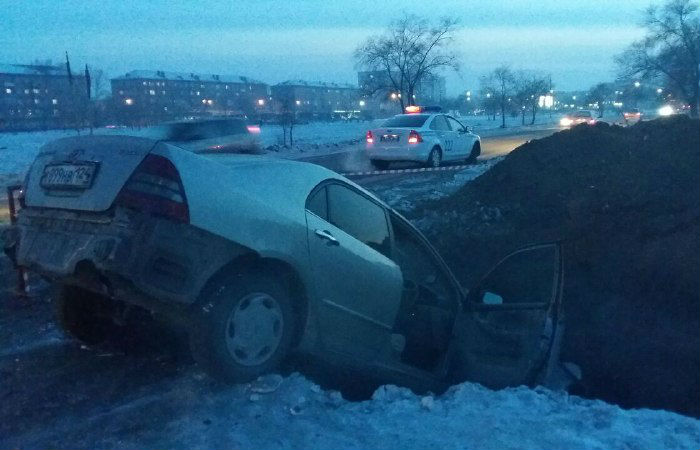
[365,106,481,170]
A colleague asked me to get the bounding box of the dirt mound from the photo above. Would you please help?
[413,115,700,416]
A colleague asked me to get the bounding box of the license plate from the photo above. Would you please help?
[40,162,98,189]
[380,134,399,142]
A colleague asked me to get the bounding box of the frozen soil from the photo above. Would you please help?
[408,115,700,417]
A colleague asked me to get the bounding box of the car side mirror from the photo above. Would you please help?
[461,126,471,134]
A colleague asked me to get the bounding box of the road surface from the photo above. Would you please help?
[299,126,560,180]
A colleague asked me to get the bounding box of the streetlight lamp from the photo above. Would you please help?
[634,81,641,88]
[257,98,265,106]
[359,100,365,107]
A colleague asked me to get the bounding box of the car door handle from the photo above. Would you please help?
[314,229,339,245]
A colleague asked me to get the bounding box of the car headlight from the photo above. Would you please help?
[658,105,674,116]
[560,118,573,126]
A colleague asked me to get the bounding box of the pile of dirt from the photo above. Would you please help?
[412,115,700,416]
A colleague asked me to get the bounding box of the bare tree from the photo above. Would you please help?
[616,0,700,116]
[587,82,614,117]
[277,93,297,147]
[483,65,515,128]
[355,15,460,111]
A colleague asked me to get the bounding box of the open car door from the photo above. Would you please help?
[449,243,563,389]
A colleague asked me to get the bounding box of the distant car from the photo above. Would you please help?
[559,110,596,127]
[623,108,643,125]
[5,135,567,393]
[365,106,481,170]
[147,118,262,154]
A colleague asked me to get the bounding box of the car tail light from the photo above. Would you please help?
[115,154,189,223]
[408,130,423,144]
[246,125,261,134]
[405,105,422,114]
[366,130,374,143]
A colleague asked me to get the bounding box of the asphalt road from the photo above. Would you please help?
[299,126,561,182]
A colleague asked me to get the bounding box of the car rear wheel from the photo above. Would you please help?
[56,284,117,345]
[427,147,442,168]
[371,160,390,171]
[189,271,296,383]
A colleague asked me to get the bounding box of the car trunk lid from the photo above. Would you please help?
[24,135,157,212]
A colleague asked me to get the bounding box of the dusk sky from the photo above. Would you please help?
[2,0,649,94]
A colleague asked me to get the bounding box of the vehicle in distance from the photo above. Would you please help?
[5,135,567,393]
[559,110,597,127]
[143,117,263,154]
[622,108,643,125]
[365,106,481,170]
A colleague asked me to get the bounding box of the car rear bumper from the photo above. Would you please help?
[7,207,246,315]
[366,144,429,163]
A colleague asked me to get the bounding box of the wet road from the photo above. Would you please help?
[299,126,560,181]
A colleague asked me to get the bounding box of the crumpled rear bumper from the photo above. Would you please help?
[9,207,244,313]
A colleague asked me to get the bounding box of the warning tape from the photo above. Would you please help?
[342,164,475,178]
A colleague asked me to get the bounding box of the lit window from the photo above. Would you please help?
[196,91,200,96]
[52,99,58,105]
[24,89,29,94]
[124,98,133,105]
[142,81,147,86]
[34,99,40,104]
[118,90,124,95]
[4,88,11,94]
[149,89,156,95]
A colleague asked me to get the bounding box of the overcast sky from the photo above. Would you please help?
[2,0,650,94]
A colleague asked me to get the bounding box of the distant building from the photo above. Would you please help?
[111,70,270,123]
[271,80,362,119]
[0,63,88,130]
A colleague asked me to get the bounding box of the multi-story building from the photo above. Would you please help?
[111,70,269,123]
[0,63,88,130]
[271,80,362,119]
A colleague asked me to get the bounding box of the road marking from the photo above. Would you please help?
[342,164,475,177]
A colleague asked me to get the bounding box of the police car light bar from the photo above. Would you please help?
[404,105,442,114]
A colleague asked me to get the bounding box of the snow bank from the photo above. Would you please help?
[7,370,697,449]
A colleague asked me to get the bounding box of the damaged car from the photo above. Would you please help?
[4,135,567,392]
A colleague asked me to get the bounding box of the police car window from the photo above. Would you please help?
[305,186,328,220]
[430,115,450,131]
[383,115,429,127]
[326,184,390,256]
[447,117,464,131]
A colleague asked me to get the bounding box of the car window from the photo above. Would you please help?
[475,246,557,305]
[305,186,328,219]
[389,214,454,308]
[574,111,592,118]
[429,115,451,131]
[326,183,390,256]
[383,115,429,128]
[446,116,464,131]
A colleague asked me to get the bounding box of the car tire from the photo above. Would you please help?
[427,147,442,168]
[189,270,296,383]
[56,284,116,345]
[371,160,390,171]
[466,142,480,164]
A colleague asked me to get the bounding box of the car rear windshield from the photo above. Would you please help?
[382,115,429,128]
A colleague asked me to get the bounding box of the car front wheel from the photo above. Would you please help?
[190,271,296,383]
